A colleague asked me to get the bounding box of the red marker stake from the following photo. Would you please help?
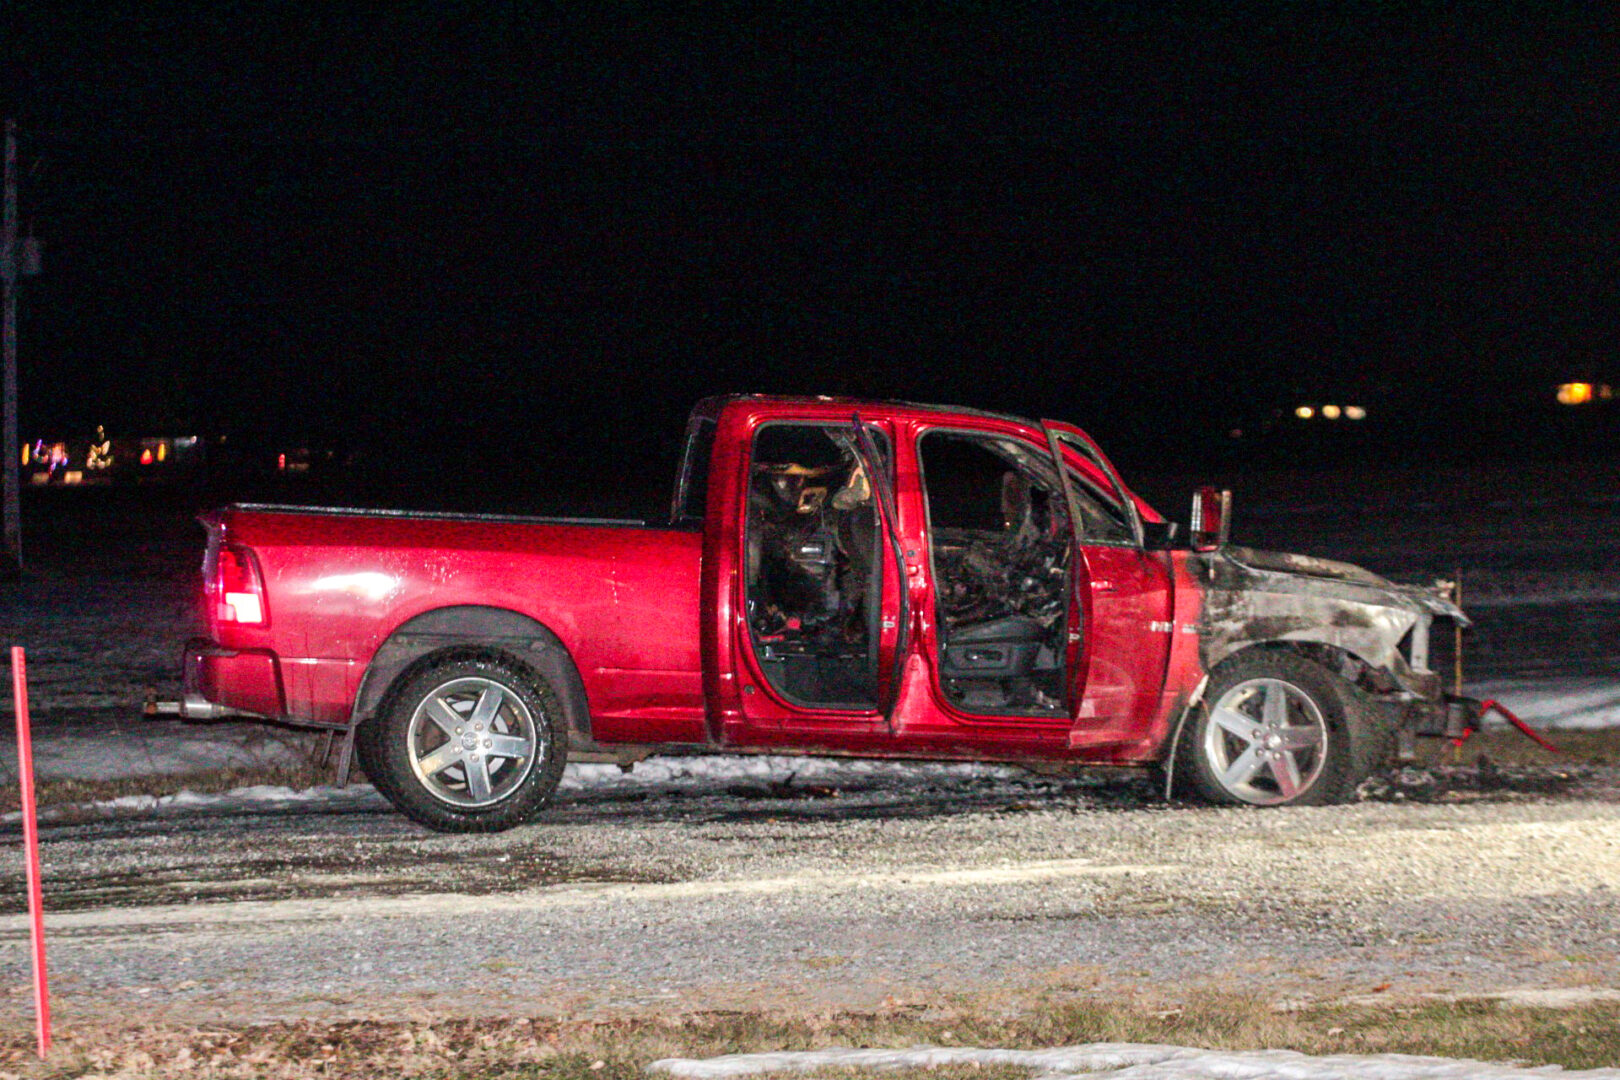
[11,647,50,1057]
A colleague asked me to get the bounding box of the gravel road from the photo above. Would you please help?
[2,764,1617,1028]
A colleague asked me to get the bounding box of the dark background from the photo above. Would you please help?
[5,6,1618,515]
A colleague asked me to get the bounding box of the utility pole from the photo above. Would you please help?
[3,120,28,579]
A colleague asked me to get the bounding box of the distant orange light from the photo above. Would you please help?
[1294,405,1314,420]
[140,448,154,465]
[1558,382,1595,405]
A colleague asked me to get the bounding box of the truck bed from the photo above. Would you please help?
[201,503,707,743]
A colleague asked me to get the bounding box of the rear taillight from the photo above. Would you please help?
[214,545,268,626]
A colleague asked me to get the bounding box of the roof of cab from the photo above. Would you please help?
[692,393,1047,431]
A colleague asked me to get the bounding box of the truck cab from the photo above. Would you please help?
[687,396,1193,766]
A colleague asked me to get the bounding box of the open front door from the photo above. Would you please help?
[1042,421,1174,745]
[910,427,1078,727]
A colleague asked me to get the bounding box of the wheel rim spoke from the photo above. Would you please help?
[1262,683,1289,728]
[468,686,505,729]
[1212,706,1261,743]
[416,742,464,778]
[464,753,494,802]
[486,733,531,760]
[1221,743,1264,788]
[424,696,463,736]
[1271,751,1304,799]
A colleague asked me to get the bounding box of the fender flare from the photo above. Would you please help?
[353,605,592,740]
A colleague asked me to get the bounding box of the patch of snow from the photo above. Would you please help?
[92,783,385,815]
[558,754,1025,792]
[4,782,388,824]
[647,1042,1620,1079]
[1466,678,1620,730]
[0,719,316,783]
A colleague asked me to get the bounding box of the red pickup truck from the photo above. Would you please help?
[184,396,1473,831]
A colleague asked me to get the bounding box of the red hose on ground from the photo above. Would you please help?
[1465,698,1561,754]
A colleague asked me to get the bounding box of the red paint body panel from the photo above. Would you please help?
[201,512,706,742]
[191,396,1212,768]
[197,649,284,720]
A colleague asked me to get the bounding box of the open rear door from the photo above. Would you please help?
[719,411,905,745]
[851,413,908,728]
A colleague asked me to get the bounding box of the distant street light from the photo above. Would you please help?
[1556,382,1612,406]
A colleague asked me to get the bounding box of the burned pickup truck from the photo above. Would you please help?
[182,396,1473,831]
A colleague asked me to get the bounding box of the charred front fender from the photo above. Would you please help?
[1195,546,1469,698]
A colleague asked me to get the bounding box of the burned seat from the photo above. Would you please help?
[939,614,1046,680]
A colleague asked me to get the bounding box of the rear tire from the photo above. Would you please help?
[360,652,567,832]
[1176,651,1379,807]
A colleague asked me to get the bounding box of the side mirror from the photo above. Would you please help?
[1190,486,1232,552]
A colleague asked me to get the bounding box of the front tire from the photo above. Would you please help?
[1177,651,1375,807]
[360,653,567,832]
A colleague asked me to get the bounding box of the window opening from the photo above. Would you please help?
[1065,464,1133,544]
[672,416,718,526]
[1052,430,1141,547]
[919,431,1070,715]
[744,424,886,708]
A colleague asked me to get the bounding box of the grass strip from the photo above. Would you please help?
[0,994,1615,1078]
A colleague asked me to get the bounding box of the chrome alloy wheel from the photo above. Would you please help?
[407,676,541,807]
[1203,676,1329,805]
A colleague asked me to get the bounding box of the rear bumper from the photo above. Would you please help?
[182,637,361,726]
[182,637,282,719]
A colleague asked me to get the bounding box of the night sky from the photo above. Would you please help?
[6,7,1618,504]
